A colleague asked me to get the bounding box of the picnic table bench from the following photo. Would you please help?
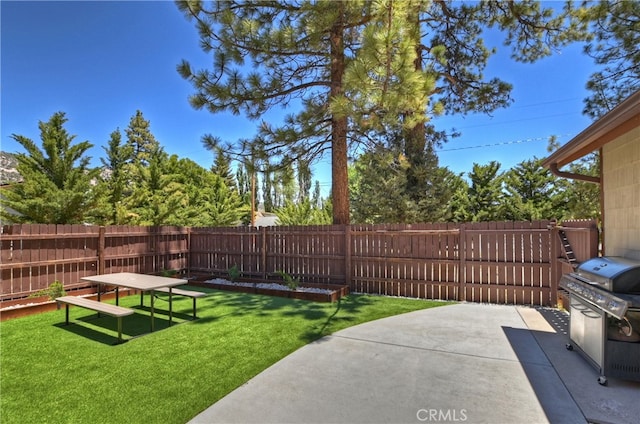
[143,287,206,319]
[82,273,187,332]
[56,296,134,343]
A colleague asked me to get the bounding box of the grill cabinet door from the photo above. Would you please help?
[570,295,605,369]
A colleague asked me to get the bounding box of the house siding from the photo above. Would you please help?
[603,125,640,260]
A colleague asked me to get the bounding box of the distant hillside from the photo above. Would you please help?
[0,152,22,185]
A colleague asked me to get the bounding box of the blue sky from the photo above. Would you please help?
[2,1,597,190]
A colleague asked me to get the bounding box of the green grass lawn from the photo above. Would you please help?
[1,287,450,424]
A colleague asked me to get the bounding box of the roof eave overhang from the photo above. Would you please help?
[542,91,640,182]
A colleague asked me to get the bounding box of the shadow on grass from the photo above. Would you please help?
[189,290,290,319]
[52,311,151,345]
[53,304,196,345]
[298,295,378,343]
[53,322,125,345]
[191,288,376,324]
[52,287,384,346]
[190,291,359,344]
[133,304,199,322]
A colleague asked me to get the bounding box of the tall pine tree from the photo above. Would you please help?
[350,145,417,224]
[1,112,101,224]
[177,1,589,224]
[467,161,505,222]
[125,110,160,166]
[100,129,134,224]
[297,159,312,203]
[502,158,560,221]
[582,0,640,119]
[124,149,185,226]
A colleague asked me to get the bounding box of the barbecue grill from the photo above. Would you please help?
[560,256,640,386]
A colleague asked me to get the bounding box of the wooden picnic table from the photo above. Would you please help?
[81,272,187,332]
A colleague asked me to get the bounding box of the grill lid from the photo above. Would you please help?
[575,256,640,293]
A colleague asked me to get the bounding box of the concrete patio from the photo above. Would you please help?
[189,303,640,424]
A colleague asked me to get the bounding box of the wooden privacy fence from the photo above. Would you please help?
[1,220,598,306]
[1,225,188,301]
[190,220,598,306]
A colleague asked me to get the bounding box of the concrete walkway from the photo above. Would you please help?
[189,303,640,424]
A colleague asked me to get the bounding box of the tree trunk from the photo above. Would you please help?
[330,3,350,225]
[332,118,349,225]
[405,9,428,203]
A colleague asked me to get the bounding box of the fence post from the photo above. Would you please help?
[261,226,268,280]
[98,226,106,275]
[458,224,466,302]
[344,224,351,288]
[589,220,600,258]
[549,222,558,307]
[186,227,191,278]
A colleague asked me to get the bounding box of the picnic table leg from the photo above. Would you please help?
[192,298,197,319]
[65,304,70,325]
[169,288,173,326]
[97,284,102,318]
[115,287,120,305]
[116,317,123,343]
[150,290,155,332]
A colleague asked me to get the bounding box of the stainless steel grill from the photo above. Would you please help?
[573,256,640,293]
[560,256,640,386]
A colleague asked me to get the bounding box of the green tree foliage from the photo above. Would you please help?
[262,165,274,212]
[257,159,320,213]
[175,157,248,226]
[417,165,464,222]
[116,149,246,227]
[448,176,472,223]
[201,134,238,190]
[275,199,332,226]
[125,110,160,166]
[197,174,249,226]
[312,180,322,208]
[1,112,101,224]
[235,159,258,225]
[337,0,434,131]
[177,0,588,225]
[100,129,134,224]
[297,159,312,203]
[98,110,244,227]
[236,165,250,199]
[176,0,356,223]
[555,152,601,221]
[211,146,237,190]
[273,165,296,208]
[467,161,505,222]
[349,139,461,224]
[582,0,640,119]
[502,158,561,220]
[101,111,166,224]
[123,150,186,225]
[350,146,416,224]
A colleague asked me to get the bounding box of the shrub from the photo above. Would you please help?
[161,269,178,277]
[276,271,300,291]
[29,280,66,300]
[228,264,240,282]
